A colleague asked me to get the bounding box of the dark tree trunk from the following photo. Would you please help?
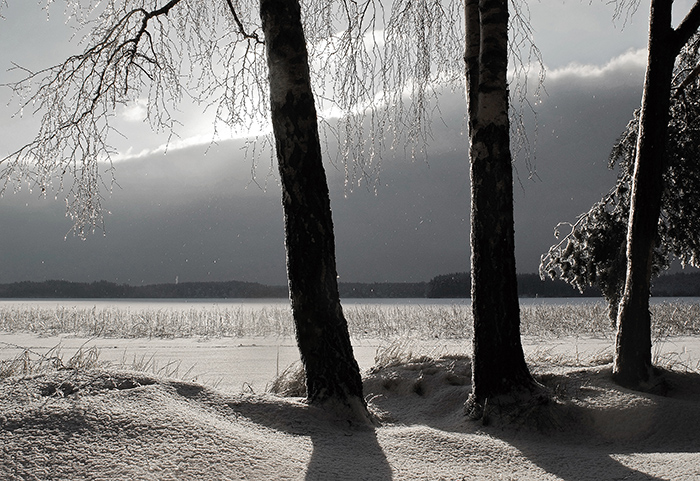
[259,0,366,418]
[463,0,537,418]
[614,0,700,388]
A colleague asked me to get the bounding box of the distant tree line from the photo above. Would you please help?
[3,273,699,299]
[426,272,700,298]
[425,272,600,298]
[0,280,287,299]
[426,273,471,298]
[0,279,426,299]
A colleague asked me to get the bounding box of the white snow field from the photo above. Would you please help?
[1,333,700,480]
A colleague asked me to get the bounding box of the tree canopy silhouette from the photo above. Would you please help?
[542,22,700,387]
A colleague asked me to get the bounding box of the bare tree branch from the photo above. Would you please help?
[673,1,700,53]
[1,0,268,235]
[225,0,264,44]
[1,0,542,234]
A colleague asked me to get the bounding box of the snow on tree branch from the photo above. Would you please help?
[1,0,543,234]
[1,0,267,235]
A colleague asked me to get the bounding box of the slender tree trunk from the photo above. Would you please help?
[464,0,537,419]
[614,0,682,387]
[259,0,367,419]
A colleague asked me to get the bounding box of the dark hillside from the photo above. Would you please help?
[1,272,697,299]
[426,272,600,298]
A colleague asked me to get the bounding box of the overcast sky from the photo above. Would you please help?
[0,1,696,286]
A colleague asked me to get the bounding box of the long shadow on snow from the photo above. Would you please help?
[363,356,700,481]
[195,388,393,481]
[497,367,700,481]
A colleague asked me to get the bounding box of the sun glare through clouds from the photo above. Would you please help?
[112,98,271,163]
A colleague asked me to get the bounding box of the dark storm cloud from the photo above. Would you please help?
[1,0,654,285]
[0,142,288,285]
[0,56,645,285]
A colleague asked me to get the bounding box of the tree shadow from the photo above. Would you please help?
[479,367,700,481]
[169,360,700,480]
[304,427,392,481]
[364,356,700,481]
[223,396,393,480]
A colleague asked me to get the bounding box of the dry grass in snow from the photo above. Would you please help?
[2,300,700,479]
[2,349,700,480]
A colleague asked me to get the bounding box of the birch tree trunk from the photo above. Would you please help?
[464,0,538,419]
[260,0,367,420]
[614,0,700,388]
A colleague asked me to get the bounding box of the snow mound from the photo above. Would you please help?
[2,357,700,480]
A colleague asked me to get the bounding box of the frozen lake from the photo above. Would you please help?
[2,297,699,394]
[0,296,696,311]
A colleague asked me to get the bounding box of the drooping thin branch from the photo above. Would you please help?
[224,0,264,44]
[508,0,545,177]
[2,0,541,237]
[0,1,234,235]
[539,171,632,278]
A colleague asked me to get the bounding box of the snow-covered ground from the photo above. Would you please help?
[2,333,699,392]
[2,334,700,480]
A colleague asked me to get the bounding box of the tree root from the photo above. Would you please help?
[464,382,555,430]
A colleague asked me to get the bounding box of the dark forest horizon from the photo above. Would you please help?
[2,271,700,299]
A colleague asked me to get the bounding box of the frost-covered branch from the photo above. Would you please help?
[542,36,700,317]
[1,0,543,233]
[225,0,264,44]
[1,0,267,235]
